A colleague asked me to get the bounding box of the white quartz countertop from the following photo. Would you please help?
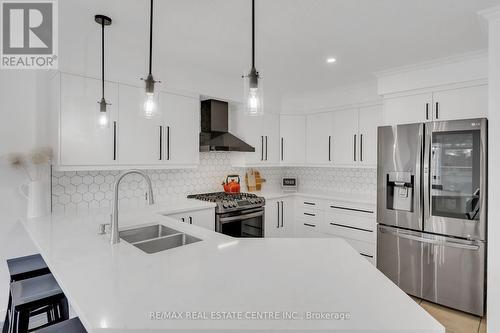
[259,191,376,208]
[23,202,442,332]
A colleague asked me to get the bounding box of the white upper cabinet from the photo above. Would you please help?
[54,73,200,170]
[383,84,488,125]
[231,112,280,166]
[60,73,118,166]
[358,105,382,166]
[432,85,488,121]
[280,115,306,164]
[306,112,333,164]
[263,114,281,164]
[331,109,359,165]
[160,92,200,165]
[383,93,432,125]
[118,84,163,165]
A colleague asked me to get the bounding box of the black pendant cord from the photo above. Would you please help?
[148,0,153,75]
[101,21,105,99]
[251,0,255,69]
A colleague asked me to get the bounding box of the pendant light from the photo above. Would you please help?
[95,14,112,128]
[243,0,263,116]
[141,0,160,119]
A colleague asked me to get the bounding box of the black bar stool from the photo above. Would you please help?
[9,274,68,333]
[3,254,52,333]
[7,254,50,282]
[34,317,86,333]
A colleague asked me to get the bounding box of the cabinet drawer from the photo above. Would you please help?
[296,221,324,238]
[361,253,375,265]
[299,197,324,210]
[322,220,374,243]
[342,238,375,258]
[325,205,375,231]
[297,208,323,224]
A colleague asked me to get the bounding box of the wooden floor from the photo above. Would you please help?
[410,296,486,333]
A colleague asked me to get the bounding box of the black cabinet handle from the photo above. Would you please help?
[280,201,284,228]
[304,202,316,206]
[435,102,439,119]
[265,136,268,161]
[304,212,316,217]
[354,134,357,161]
[360,134,363,162]
[181,217,185,222]
[277,201,280,228]
[113,121,117,161]
[304,223,315,228]
[159,126,163,160]
[425,103,429,120]
[189,216,193,224]
[281,138,284,161]
[329,205,374,214]
[329,222,373,233]
[261,136,264,161]
[360,253,373,259]
[328,136,331,161]
[167,126,170,160]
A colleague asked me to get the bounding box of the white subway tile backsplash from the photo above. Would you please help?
[52,152,376,214]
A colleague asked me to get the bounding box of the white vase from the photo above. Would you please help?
[19,180,50,218]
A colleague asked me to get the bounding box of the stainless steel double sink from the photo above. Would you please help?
[119,224,202,254]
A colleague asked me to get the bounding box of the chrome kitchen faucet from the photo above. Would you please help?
[110,170,155,244]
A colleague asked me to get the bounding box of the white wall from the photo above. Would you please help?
[376,50,488,96]
[280,80,381,114]
[480,6,500,332]
[0,71,44,321]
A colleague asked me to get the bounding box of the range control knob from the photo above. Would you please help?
[222,201,228,208]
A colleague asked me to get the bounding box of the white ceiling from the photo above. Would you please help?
[59,0,500,102]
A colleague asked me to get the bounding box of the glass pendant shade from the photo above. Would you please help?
[243,70,264,116]
[97,98,110,129]
[142,74,159,119]
[143,91,159,119]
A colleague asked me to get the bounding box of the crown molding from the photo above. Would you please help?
[478,6,500,22]
[374,49,488,78]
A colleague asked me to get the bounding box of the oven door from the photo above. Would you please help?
[216,207,265,237]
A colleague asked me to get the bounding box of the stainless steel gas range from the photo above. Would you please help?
[187,192,265,237]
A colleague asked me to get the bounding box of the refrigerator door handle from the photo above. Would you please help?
[422,123,431,226]
[380,227,480,251]
[415,123,425,229]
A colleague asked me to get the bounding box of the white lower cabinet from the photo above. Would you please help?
[264,197,294,237]
[165,208,215,231]
[265,195,377,265]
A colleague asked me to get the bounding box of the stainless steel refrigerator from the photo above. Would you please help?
[377,118,487,316]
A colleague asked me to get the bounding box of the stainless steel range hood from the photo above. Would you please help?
[199,99,255,152]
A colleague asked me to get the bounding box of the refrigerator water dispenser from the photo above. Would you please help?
[386,172,414,212]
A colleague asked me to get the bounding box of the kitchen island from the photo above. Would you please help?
[23,201,443,333]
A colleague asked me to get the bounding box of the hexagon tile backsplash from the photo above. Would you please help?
[51,152,376,214]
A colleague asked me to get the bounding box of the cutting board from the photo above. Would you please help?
[245,169,265,192]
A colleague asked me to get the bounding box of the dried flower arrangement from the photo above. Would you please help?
[5,147,53,181]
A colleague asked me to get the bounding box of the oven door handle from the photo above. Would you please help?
[218,211,264,223]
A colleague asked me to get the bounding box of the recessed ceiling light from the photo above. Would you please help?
[326,58,337,63]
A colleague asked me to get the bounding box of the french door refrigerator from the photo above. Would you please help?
[377,118,487,316]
